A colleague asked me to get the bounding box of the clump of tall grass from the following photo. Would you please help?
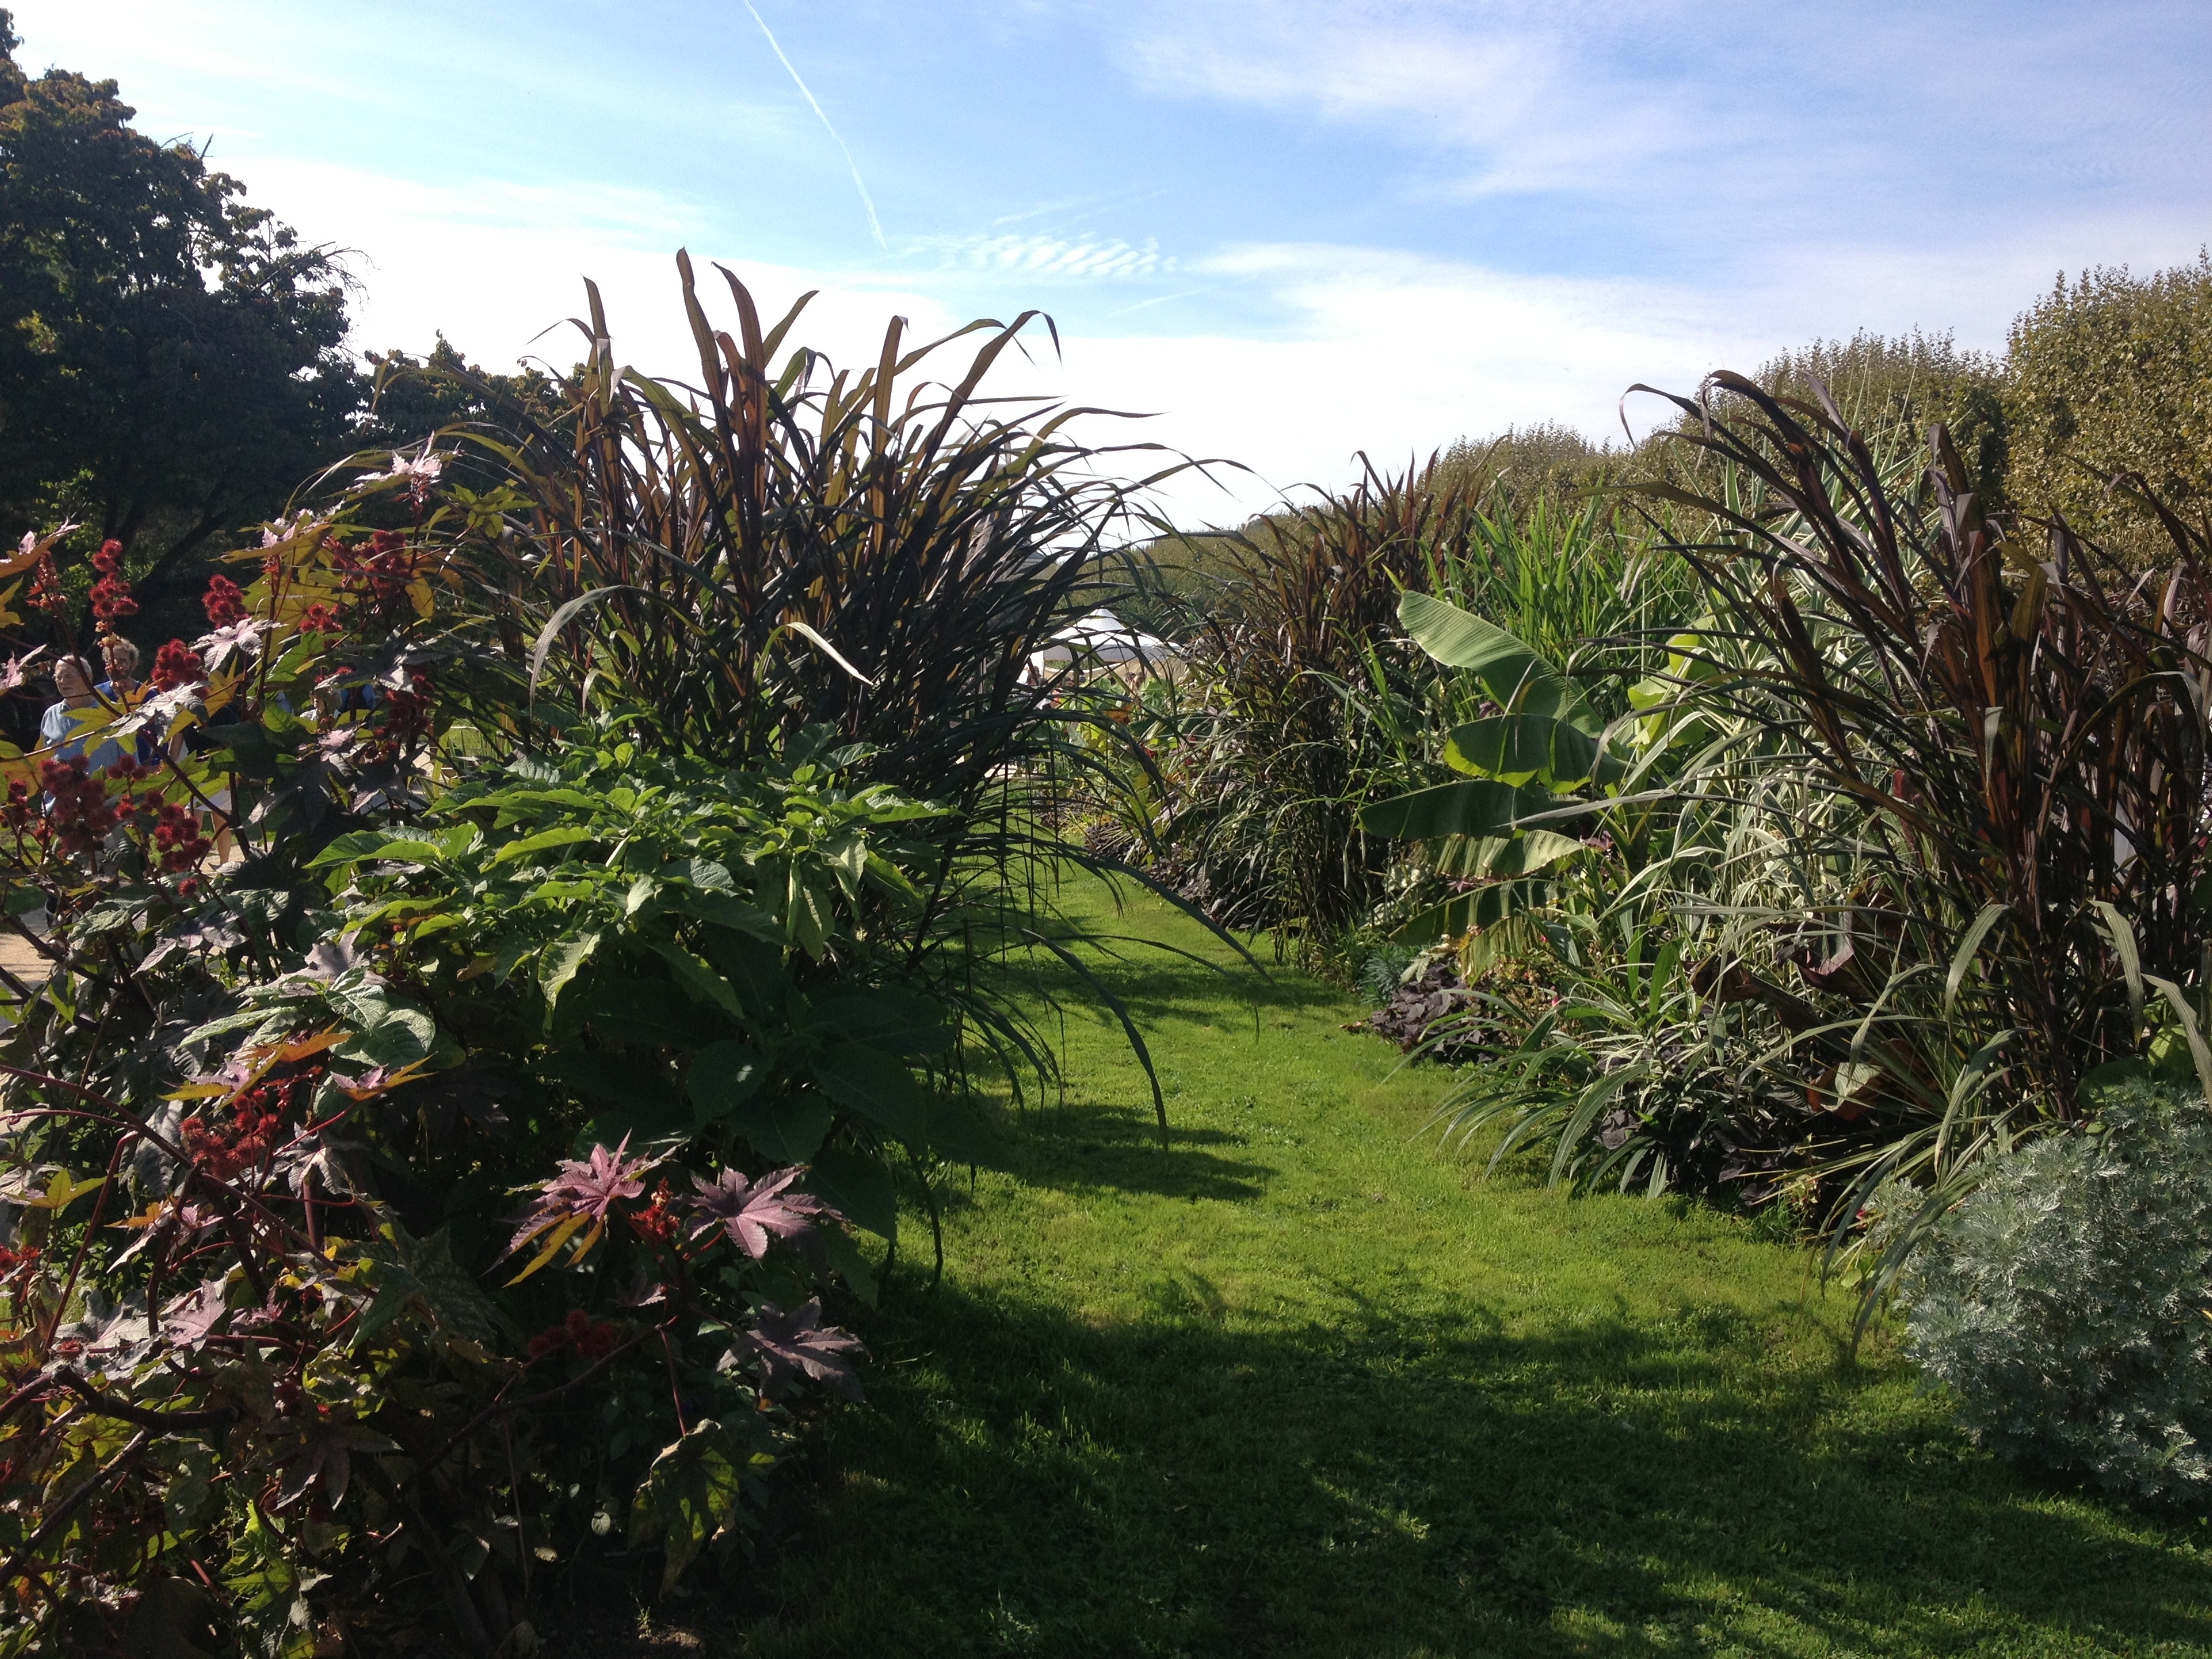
[1127,456,1694,961]
[1364,368,2212,1288]
[415,252,1220,1118]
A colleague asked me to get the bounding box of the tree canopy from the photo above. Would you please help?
[0,8,361,595]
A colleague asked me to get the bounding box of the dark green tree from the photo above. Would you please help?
[359,333,569,470]
[0,9,362,605]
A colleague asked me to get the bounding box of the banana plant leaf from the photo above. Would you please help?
[1446,713,1625,789]
[1359,778,1565,840]
[1398,590,1598,733]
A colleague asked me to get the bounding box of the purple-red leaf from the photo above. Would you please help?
[502,1134,657,1262]
[728,1297,864,1400]
[687,1166,830,1260]
[161,1279,232,1349]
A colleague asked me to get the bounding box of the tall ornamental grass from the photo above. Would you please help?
[1132,459,1692,958]
[1357,371,2212,1290]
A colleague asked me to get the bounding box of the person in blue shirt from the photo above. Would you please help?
[38,655,124,772]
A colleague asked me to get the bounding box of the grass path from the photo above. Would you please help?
[737,879,2212,1657]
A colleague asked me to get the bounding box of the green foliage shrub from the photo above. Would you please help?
[1355,941,1420,1006]
[1434,421,1622,504]
[1900,1080,2212,1507]
[1754,329,2008,491]
[2006,255,2212,545]
[0,258,1169,1651]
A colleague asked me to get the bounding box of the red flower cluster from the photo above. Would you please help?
[89,539,138,632]
[180,1069,317,1182]
[154,802,211,874]
[3,780,30,831]
[628,1180,680,1246]
[182,1097,281,1181]
[300,602,341,634]
[102,756,156,826]
[150,639,203,693]
[40,757,115,855]
[384,669,434,741]
[333,531,420,609]
[202,573,245,627]
[527,1307,623,1360]
[27,550,64,615]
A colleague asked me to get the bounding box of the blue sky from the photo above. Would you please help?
[14,1,2212,520]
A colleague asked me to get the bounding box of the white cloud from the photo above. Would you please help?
[1088,0,2212,253]
[1037,243,1748,522]
[245,149,2144,528]
[1107,0,1692,198]
[906,232,1176,280]
[248,152,1740,523]
[243,159,964,381]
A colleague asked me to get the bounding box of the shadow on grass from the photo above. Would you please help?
[959,1101,1278,1204]
[732,1283,2212,1658]
[996,920,1347,1032]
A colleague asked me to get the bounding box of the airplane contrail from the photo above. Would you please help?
[741,0,887,252]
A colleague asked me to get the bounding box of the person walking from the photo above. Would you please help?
[37,655,123,772]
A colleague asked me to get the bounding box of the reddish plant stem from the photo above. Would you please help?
[47,1369,241,1429]
[658,1326,689,1434]
[0,1427,150,1591]
[406,1319,666,1491]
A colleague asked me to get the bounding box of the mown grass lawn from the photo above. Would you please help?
[709,877,2212,1656]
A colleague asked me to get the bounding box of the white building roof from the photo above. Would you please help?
[1036,607,1179,665]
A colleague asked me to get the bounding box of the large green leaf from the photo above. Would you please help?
[806,1145,897,1239]
[727,1092,834,1162]
[659,886,779,938]
[649,939,743,1017]
[1474,830,1587,877]
[562,975,712,1048]
[1359,779,1564,841]
[326,977,438,1068]
[803,990,955,1057]
[539,1049,683,1119]
[628,1418,759,1591]
[1394,876,1546,943]
[808,1042,926,1141]
[489,825,600,865]
[687,1040,765,1125]
[541,929,603,1013]
[305,829,401,871]
[354,1224,504,1348]
[701,925,793,1015]
[1445,714,1622,788]
[1398,591,1597,733]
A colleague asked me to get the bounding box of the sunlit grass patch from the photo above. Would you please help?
[722,876,2212,1658]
